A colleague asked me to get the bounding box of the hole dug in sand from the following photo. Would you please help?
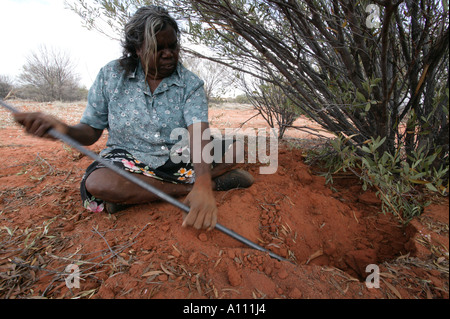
[214,146,418,281]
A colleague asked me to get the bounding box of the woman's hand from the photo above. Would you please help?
[13,112,103,146]
[183,121,218,231]
[182,179,218,231]
[13,112,69,139]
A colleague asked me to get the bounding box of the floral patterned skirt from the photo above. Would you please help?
[80,149,197,213]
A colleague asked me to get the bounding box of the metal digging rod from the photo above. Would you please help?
[0,99,290,263]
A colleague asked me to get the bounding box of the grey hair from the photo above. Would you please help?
[120,6,180,76]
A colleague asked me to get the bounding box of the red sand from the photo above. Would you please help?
[0,102,448,299]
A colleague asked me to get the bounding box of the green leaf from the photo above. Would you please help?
[356,91,366,102]
[361,146,371,153]
[425,183,438,192]
[403,162,410,175]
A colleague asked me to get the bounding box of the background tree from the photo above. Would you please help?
[0,75,14,99]
[183,56,237,102]
[18,45,86,102]
[180,0,448,161]
[242,75,299,139]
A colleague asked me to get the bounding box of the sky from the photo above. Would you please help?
[0,0,123,88]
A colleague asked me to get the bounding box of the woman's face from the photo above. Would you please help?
[138,25,180,80]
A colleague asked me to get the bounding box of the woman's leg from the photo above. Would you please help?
[210,138,244,178]
[85,168,193,205]
[83,139,251,208]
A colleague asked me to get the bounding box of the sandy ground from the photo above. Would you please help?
[0,100,448,301]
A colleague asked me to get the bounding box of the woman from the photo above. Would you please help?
[13,6,254,231]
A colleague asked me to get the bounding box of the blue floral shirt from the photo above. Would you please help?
[80,60,209,168]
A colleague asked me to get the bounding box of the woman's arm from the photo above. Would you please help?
[13,112,103,146]
[182,121,218,231]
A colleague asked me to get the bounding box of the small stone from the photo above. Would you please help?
[198,233,208,242]
[278,269,289,279]
[289,287,302,299]
[188,252,197,265]
[227,265,242,287]
[171,249,181,257]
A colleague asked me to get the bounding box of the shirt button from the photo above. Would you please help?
[161,146,166,150]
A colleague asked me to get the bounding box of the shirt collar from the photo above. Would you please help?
[129,61,185,92]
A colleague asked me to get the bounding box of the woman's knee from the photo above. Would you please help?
[85,169,130,202]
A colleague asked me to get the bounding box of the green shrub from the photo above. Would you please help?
[306,135,449,223]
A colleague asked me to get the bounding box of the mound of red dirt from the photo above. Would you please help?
[1,124,448,300]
